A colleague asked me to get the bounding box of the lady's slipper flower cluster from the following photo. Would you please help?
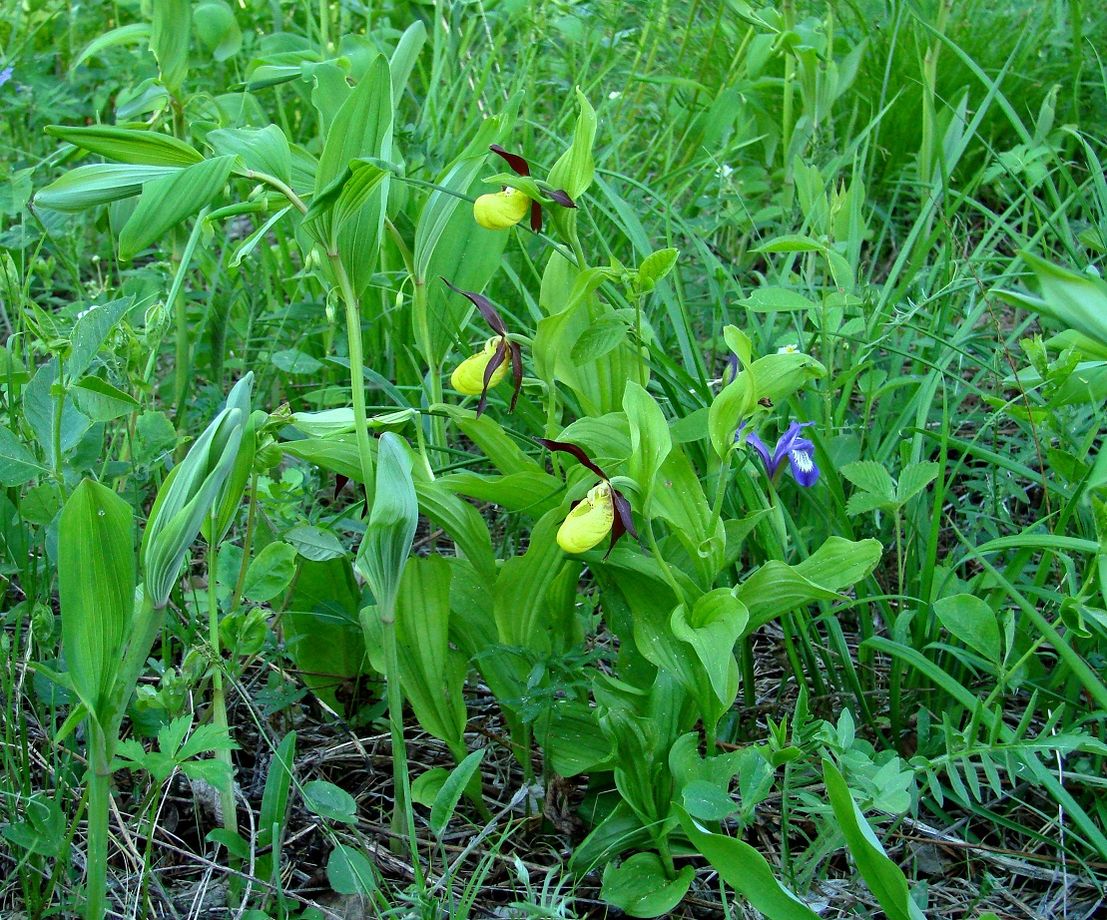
[473,144,576,233]
[538,438,637,557]
[443,279,522,417]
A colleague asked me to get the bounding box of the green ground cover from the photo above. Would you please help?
[2,1,1107,917]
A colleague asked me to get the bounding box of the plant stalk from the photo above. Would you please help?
[84,731,111,920]
[329,254,376,495]
[206,528,237,835]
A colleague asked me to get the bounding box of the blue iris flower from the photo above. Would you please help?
[739,420,820,487]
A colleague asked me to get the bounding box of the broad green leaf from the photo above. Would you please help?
[194,0,242,62]
[846,491,896,516]
[411,768,450,806]
[284,558,367,712]
[740,287,818,312]
[540,701,611,776]
[623,381,671,499]
[142,378,250,606]
[119,155,235,259]
[22,360,91,464]
[493,510,579,653]
[746,351,826,404]
[208,125,292,182]
[59,479,135,720]
[271,349,323,376]
[738,537,882,631]
[327,844,377,896]
[670,589,748,706]
[393,555,467,749]
[997,254,1107,351]
[708,370,756,458]
[67,297,135,380]
[71,376,140,421]
[600,852,694,918]
[823,760,925,920]
[896,461,940,504]
[302,780,357,824]
[34,164,180,211]
[243,541,297,602]
[570,314,627,365]
[677,807,820,920]
[414,126,512,365]
[151,0,191,91]
[202,374,255,545]
[285,525,346,562]
[840,460,895,501]
[0,427,48,486]
[411,477,497,584]
[256,731,296,882]
[430,749,484,837]
[355,432,417,614]
[755,234,824,253]
[45,125,202,167]
[1,796,67,858]
[637,248,679,291]
[547,88,597,198]
[313,56,392,295]
[388,20,427,107]
[72,22,150,70]
[933,594,1002,662]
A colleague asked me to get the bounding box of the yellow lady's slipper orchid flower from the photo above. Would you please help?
[473,186,531,230]
[556,481,615,554]
[442,280,525,416]
[538,438,638,557]
[451,337,508,396]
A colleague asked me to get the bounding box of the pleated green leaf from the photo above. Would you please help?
[142,375,251,607]
[677,806,820,920]
[119,155,235,259]
[150,0,191,91]
[34,163,180,212]
[395,555,467,751]
[44,125,202,167]
[59,479,135,722]
[823,760,926,920]
[355,432,417,614]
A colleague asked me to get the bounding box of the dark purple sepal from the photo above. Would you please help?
[489,144,531,177]
[476,338,508,418]
[603,489,638,560]
[529,200,543,234]
[508,341,523,412]
[545,188,576,209]
[441,278,508,336]
[535,438,609,481]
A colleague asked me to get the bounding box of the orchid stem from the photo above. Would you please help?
[328,254,376,496]
[205,525,238,838]
[84,733,110,920]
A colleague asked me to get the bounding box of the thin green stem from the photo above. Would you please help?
[205,527,237,835]
[52,360,67,499]
[379,602,424,888]
[84,731,111,920]
[329,254,376,494]
[411,279,446,455]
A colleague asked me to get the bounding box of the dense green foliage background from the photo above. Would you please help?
[2,1,1107,917]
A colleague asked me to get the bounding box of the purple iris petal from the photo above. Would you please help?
[741,420,820,488]
[743,430,776,475]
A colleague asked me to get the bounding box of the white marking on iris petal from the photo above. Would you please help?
[791,450,813,473]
